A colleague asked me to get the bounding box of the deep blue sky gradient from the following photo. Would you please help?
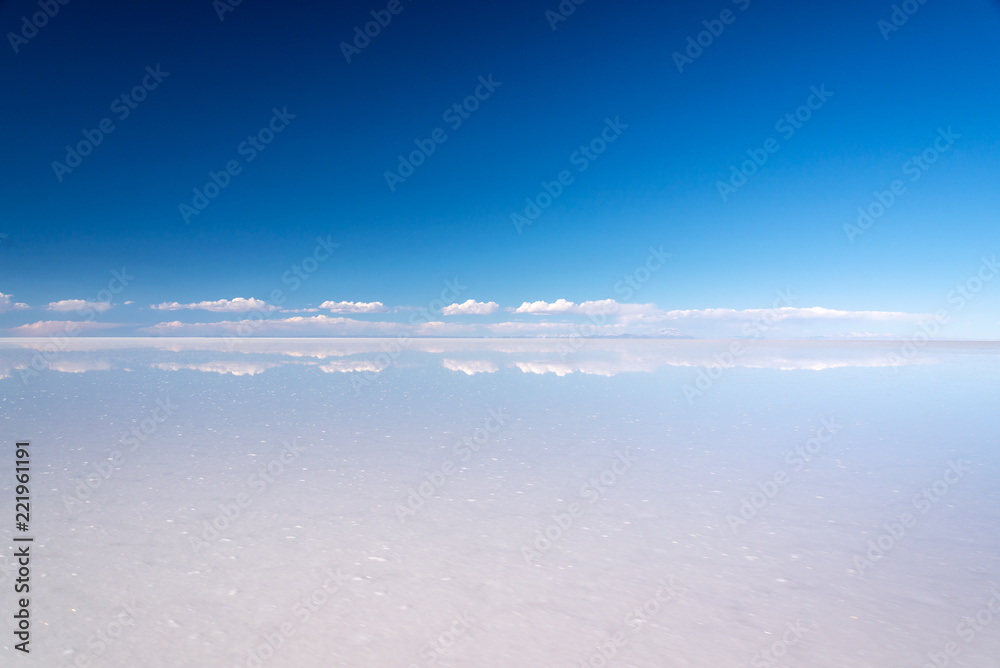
[1,0,998,336]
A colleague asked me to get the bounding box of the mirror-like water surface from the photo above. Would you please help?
[2,338,998,667]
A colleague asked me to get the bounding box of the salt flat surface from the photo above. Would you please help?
[1,338,998,667]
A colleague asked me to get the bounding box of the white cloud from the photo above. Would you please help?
[5,320,122,336]
[650,306,925,322]
[49,290,933,341]
[151,297,279,312]
[138,315,405,337]
[486,320,607,336]
[0,293,29,312]
[441,300,499,315]
[511,298,640,317]
[411,321,479,336]
[319,301,388,314]
[576,299,624,315]
[47,299,113,313]
[510,301,925,324]
[513,298,578,314]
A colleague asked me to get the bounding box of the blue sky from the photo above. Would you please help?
[1,0,998,338]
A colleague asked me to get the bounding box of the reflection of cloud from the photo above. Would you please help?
[502,342,945,375]
[753,361,897,371]
[5,321,122,336]
[318,360,387,373]
[661,359,905,371]
[152,362,279,376]
[47,299,112,313]
[0,360,30,380]
[48,360,112,373]
[0,338,963,380]
[515,362,575,376]
[442,359,498,375]
[442,300,499,315]
[512,359,650,377]
[151,298,279,312]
